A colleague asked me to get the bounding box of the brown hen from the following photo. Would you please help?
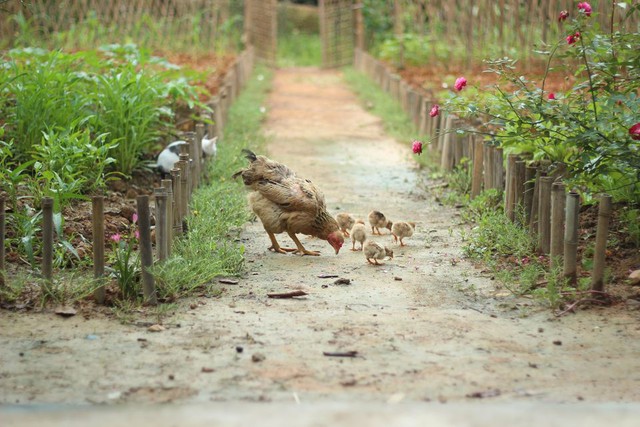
[233,149,344,256]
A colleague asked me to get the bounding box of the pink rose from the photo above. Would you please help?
[412,140,423,155]
[630,123,640,141]
[578,2,592,16]
[110,234,121,243]
[548,93,556,100]
[135,230,140,240]
[132,212,138,224]
[558,10,569,21]
[566,32,580,45]
[454,77,467,91]
[429,104,440,117]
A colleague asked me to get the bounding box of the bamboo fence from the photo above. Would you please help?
[0,0,241,51]
[355,47,617,294]
[0,46,255,305]
[363,0,639,68]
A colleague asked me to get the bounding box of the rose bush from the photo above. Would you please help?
[443,2,640,204]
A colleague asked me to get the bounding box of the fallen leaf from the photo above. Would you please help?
[251,353,266,363]
[466,389,501,399]
[219,278,239,285]
[201,367,214,373]
[148,324,165,332]
[318,274,339,279]
[333,278,351,285]
[54,306,77,317]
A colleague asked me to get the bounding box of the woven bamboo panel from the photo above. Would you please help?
[0,0,233,51]
[245,0,277,65]
[319,0,354,68]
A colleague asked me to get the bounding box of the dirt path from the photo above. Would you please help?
[1,67,640,407]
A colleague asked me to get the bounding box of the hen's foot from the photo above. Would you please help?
[268,246,297,254]
[294,249,321,256]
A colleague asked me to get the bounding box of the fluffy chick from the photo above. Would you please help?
[391,221,416,246]
[363,240,394,265]
[368,210,393,235]
[335,213,356,237]
[350,222,367,251]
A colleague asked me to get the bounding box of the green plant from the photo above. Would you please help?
[108,213,141,301]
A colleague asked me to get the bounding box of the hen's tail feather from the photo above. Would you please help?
[241,149,257,162]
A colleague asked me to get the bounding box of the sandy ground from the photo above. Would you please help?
[1,68,640,419]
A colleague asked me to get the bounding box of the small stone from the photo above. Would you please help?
[201,367,214,373]
[625,299,640,311]
[235,346,244,354]
[168,374,175,380]
[538,328,544,333]
[552,340,562,346]
[629,269,640,285]
[394,277,403,281]
[190,303,197,310]
[148,324,165,332]
[251,353,266,363]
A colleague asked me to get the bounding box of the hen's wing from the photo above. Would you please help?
[234,150,324,214]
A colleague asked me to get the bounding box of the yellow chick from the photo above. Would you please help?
[335,213,356,237]
[368,210,393,235]
[350,222,367,251]
[363,240,394,265]
[391,221,416,246]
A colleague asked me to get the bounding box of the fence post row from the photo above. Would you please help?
[355,49,617,293]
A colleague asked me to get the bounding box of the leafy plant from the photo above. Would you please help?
[108,213,141,301]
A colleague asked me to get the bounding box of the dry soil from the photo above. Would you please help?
[1,68,640,412]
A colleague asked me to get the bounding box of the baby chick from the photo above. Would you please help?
[335,213,356,237]
[350,222,367,251]
[363,240,394,265]
[368,210,393,235]
[391,221,416,246]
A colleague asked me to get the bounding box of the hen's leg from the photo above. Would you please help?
[287,232,320,256]
[267,232,296,254]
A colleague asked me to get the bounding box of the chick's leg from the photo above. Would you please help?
[287,232,320,256]
[267,232,296,254]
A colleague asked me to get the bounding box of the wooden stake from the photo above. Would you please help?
[493,147,505,191]
[514,160,526,221]
[550,182,566,268]
[529,169,543,235]
[92,196,106,304]
[154,188,168,262]
[591,194,612,293]
[471,136,484,199]
[41,197,54,286]
[161,178,174,255]
[483,143,493,190]
[136,196,157,306]
[563,191,580,285]
[538,176,553,254]
[523,165,537,225]
[505,155,516,220]
[440,115,455,171]
[0,197,5,287]
[171,168,182,237]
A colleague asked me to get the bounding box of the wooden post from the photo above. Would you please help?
[161,179,174,255]
[355,2,365,51]
[529,168,546,235]
[514,160,526,221]
[0,197,5,287]
[493,147,505,191]
[440,115,455,171]
[92,196,105,304]
[452,121,464,169]
[538,176,553,254]
[550,182,566,268]
[154,187,168,262]
[171,168,182,237]
[186,133,197,195]
[195,122,206,188]
[523,165,537,225]
[483,143,493,190]
[591,194,612,293]
[41,197,54,286]
[211,97,224,142]
[471,136,484,199]
[389,74,401,101]
[179,154,190,232]
[563,191,580,285]
[136,196,157,306]
[505,154,518,220]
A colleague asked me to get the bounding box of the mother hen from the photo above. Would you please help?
[233,149,344,256]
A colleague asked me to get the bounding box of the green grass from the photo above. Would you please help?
[277,33,322,67]
[151,66,273,301]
